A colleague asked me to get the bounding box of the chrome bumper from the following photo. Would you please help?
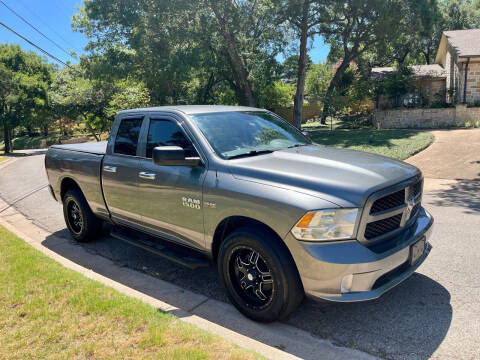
[287,207,434,302]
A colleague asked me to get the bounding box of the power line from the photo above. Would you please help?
[0,0,75,60]
[15,0,80,54]
[0,21,73,69]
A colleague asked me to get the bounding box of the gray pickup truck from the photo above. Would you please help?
[45,105,433,322]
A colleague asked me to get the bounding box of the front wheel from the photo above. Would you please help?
[218,227,304,322]
[63,188,102,242]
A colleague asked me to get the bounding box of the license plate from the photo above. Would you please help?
[409,238,426,265]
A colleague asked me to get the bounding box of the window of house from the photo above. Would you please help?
[114,118,143,156]
[146,120,197,159]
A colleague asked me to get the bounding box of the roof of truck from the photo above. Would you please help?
[118,105,266,115]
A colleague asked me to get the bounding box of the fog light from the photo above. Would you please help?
[340,274,353,293]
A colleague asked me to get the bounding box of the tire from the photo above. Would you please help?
[63,188,102,242]
[218,227,304,322]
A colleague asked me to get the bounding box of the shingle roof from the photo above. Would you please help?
[371,64,446,81]
[444,29,480,57]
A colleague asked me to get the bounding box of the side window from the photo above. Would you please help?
[114,118,143,156]
[146,120,197,158]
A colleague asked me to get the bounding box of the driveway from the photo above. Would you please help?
[1,132,479,359]
[406,128,480,182]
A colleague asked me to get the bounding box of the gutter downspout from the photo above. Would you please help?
[463,57,470,103]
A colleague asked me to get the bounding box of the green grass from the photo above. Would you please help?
[0,226,261,360]
[307,129,434,160]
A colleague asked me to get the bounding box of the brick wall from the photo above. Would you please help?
[373,104,480,129]
[466,62,480,104]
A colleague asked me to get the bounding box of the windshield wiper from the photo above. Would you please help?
[227,149,274,160]
[287,143,307,149]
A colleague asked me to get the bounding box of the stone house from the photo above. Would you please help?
[372,29,480,109]
[371,65,447,109]
[436,29,480,104]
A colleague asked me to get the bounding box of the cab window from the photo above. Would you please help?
[146,119,197,158]
[114,118,143,156]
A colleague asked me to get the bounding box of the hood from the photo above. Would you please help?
[228,145,420,207]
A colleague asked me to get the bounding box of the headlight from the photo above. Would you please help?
[291,208,358,241]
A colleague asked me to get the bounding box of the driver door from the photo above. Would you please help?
[136,115,207,250]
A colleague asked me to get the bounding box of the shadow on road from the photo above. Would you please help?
[429,178,480,214]
[41,227,452,359]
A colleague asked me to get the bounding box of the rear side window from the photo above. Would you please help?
[146,120,197,158]
[114,118,143,156]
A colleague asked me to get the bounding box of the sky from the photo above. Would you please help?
[0,0,330,66]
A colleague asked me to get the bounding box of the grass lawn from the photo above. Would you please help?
[307,129,434,160]
[0,226,261,360]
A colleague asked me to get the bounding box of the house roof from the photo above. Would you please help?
[371,64,447,81]
[443,29,480,58]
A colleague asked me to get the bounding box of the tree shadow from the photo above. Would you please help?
[428,178,480,214]
[41,226,452,360]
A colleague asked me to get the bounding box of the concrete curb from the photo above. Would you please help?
[0,196,377,360]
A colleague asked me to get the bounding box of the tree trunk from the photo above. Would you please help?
[321,58,351,124]
[2,117,11,154]
[212,5,256,107]
[293,5,309,129]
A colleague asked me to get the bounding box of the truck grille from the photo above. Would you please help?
[370,189,405,214]
[359,178,423,244]
[365,214,402,239]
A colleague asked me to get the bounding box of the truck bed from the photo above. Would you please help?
[50,141,107,155]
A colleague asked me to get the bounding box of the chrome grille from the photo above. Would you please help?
[358,177,423,245]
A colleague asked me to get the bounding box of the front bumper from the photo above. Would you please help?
[287,207,433,302]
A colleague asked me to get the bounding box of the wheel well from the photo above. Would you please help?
[211,216,286,263]
[60,177,81,200]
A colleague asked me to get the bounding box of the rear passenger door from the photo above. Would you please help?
[102,115,145,226]
[136,115,207,250]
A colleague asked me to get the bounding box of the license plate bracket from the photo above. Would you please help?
[409,237,426,266]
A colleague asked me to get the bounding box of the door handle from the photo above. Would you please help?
[103,165,117,173]
[138,172,156,180]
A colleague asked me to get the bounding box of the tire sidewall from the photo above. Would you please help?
[218,230,291,322]
[63,191,89,242]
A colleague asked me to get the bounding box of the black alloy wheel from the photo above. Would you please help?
[62,188,102,242]
[229,246,274,309]
[218,227,304,322]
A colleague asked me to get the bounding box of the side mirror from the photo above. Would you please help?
[152,146,201,167]
[302,131,311,140]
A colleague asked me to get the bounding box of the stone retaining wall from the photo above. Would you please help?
[373,104,480,129]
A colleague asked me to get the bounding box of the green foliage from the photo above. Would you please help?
[375,66,415,107]
[281,54,313,82]
[105,80,151,118]
[0,44,53,153]
[258,81,295,109]
[72,0,287,107]
[305,63,333,103]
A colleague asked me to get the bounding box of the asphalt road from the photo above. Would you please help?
[1,148,479,360]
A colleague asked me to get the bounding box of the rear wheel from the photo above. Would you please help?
[63,188,102,242]
[218,227,304,322]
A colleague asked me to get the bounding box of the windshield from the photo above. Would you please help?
[190,111,311,159]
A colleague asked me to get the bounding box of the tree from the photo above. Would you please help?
[105,79,151,118]
[305,62,332,103]
[0,44,52,153]
[73,0,286,107]
[281,54,313,82]
[319,0,435,122]
[419,0,480,64]
[278,0,325,128]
